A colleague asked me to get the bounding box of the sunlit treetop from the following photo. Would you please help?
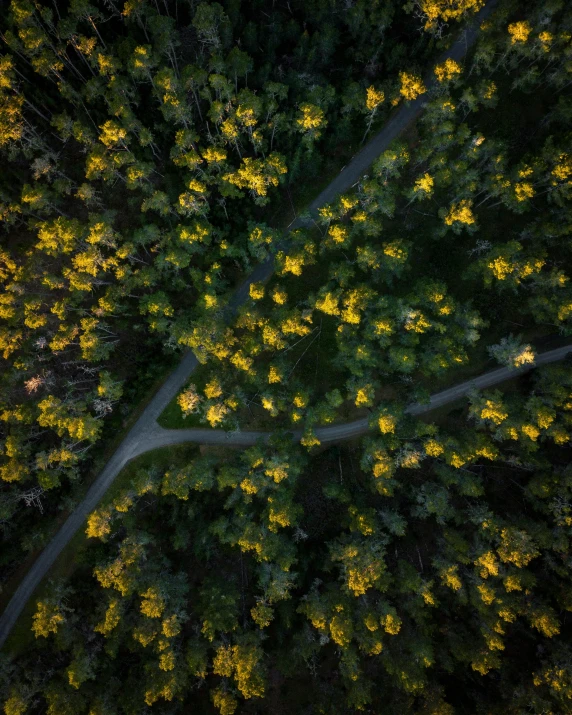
[434,58,462,82]
[413,172,434,198]
[488,335,536,369]
[365,85,385,111]
[222,154,287,202]
[443,200,476,231]
[296,103,326,131]
[398,71,426,101]
[411,0,485,33]
[508,21,532,44]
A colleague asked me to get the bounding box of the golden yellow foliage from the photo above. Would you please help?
[475,551,499,578]
[159,650,176,672]
[230,350,254,372]
[503,574,522,592]
[204,378,223,399]
[206,403,230,427]
[529,609,560,638]
[512,345,536,367]
[329,614,352,646]
[413,172,434,197]
[374,318,394,336]
[521,423,540,441]
[264,463,289,483]
[381,612,402,635]
[497,528,539,568]
[364,613,379,632]
[236,104,258,127]
[300,429,321,448]
[268,503,291,529]
[271,286,287,305]
[262,323,287,349]
[339,194,359,212]
[418,0,484,32]
[221,118,238,139]
[86,507,113,540]
[113,492,134,513]
[366,85,385,111]
[421,584,437,606]
[268,365,282,384]
[508,21,532,44]
[249,282,265,300]
[94,598,121,635]
[140,587,165,618]
[404,310,431,333]
[440,565,462,591]
[444,199,476,226]
[400,449,423,468]
[202,146,227,163]
[296,103,326,131]
[293,392,308,408]
[355,385,374,407]
[378,412,396,434]
[327,224,348,244]
[483,630,504,651]
[240,477,258,495]
[98,120,127,148]
[280,253,305,276]
[424,439,444,457]
[213,644,265,700]
[449,453,467,468]
[2,696,27,715]
[434,58,462,82]
[372,454,394,479]
[212,689,238,715]
[281,313,312,336]
[315,291,340,316]
[341,287,373,325]
[261,396,278,416]
[162,614,181,637]
[384,240,408,261]
[514,182,535,202]
[538,30,553,52]
[480,399,508,425]
[178,385,201,416]
[32,601,64,638]
[552,154,572,185]
[399,71,426,101]
[251,602,274,628]
[223,154,287,197]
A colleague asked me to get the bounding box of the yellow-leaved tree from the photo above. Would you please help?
[222,153,287,205]
[362,85,385,141]
[32,599,65,638]
[296,103,327,148]
[409,0,485,33]
[398,71,426,101]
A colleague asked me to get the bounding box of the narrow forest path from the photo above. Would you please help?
[0,0,503,649]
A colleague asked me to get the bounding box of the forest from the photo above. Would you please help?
[1,0,572,712]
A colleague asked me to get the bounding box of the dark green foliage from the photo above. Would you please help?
[2,0,572,713]
[3,364,572,713]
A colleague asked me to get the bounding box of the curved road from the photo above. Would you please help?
[138,344,572,451]
[0,0,503,649]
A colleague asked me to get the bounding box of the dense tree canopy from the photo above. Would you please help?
[0,0,452,583]
[1,0,572,713]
